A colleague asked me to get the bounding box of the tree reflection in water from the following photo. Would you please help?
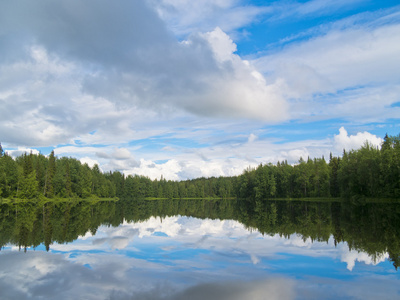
[0,198,399,270]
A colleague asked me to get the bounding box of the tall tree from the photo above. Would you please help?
[329,153,340,197]
[65,162,72,197]
[17,170,38,199]
[44,151,56,198]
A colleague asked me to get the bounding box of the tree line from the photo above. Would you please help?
[0,132,399,200]
[0,149,116,200]
[235,133,400,200]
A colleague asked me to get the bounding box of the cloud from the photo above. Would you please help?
[248,133,258,143]
[254,11,400,122]
[340,249,389,271]
[49,125,381,180]
[80,157,100,169]
[148,0,363,38]
[1,1,398,182]
[2,214,397,300]
[149,0,269,36]
[112,148,132,160]
[166,279,295,300]
[333,127,383,152]
[165,28,288,121]
[269,0,365,21]
[0,246,396,300]
[0,1,288,148]
[126,159,183,181]
[6,147,40,158]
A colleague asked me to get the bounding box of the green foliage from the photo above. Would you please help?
[329,153,340,197]
[17,171,38,199]
[0,151,117,200]
[0,153,19,198]
[235,133,400,200]
[44,151,56,198]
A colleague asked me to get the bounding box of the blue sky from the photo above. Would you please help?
[1,0,399,180]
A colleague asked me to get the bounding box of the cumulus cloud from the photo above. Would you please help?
[341,249,389,271]
[80,157,100,169]
[0,1,288,149]
[334,127,383,152]
[166,28,288,121]
[112,148,132,160]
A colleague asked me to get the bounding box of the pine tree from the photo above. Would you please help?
[65,162,72,197]
[35,154,46,193]
[44,151,56,198]
[17,170,38,199]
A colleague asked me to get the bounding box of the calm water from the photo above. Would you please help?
[0,199,399,300]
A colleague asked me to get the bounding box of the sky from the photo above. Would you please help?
[1,216,398,299]
[1,0,399,180]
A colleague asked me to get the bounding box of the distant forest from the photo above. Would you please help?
[0,133,399,200]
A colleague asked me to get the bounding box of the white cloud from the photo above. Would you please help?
[149,0,269,36]
[127,159,182,181]
[202,27,237,62]
[0,1,288,149]
[3,214,397,299]
[0,249,298,300]
[341,249,389,271]
[0,46,81,146]
[49,126,381,180]
[6,147,40,158]
[270,0,365,21]
[162,146,176,152]
[112,148,132,160]
[254,16,400,122]
[334,127,383,152]
[168,28,289,122]
[80,157,100,169]
[248,133,258,143]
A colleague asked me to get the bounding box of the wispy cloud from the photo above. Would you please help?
[267,0,366,21]
[148,0,271,36]
[254,9,400,123]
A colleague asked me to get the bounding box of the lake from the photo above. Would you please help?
[0,198,399,299]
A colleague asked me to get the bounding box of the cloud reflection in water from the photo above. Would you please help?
[0,215,399,300]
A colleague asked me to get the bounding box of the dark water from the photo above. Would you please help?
[1,198,399,299]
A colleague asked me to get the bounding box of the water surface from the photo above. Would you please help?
[0,199,399,299]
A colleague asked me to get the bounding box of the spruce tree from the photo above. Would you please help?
[44,151,56,198]
[65,162,72,197]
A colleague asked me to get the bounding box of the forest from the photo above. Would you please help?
[0,132,399,200]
